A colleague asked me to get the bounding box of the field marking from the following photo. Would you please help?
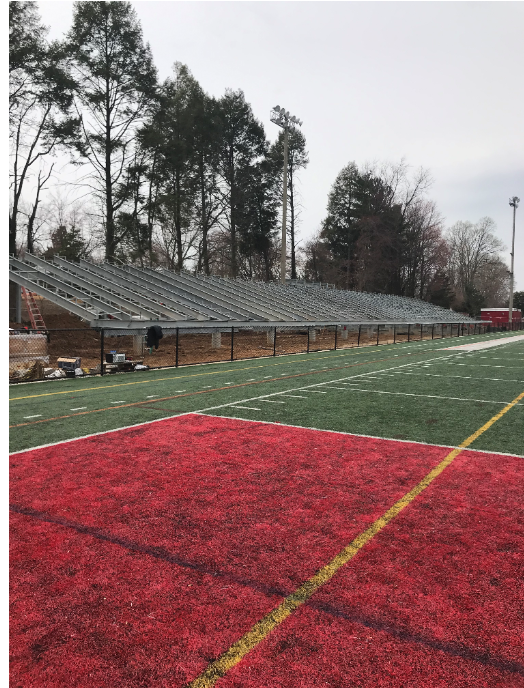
[10,351,451,431]
[442,334,524,351]
[230,406,261,411]
[196,414,524,459]
[70,407,87,411]
[376,372,524,384]
[22,415,42,419]
[280,395,307,399]
[322,388,514,405]
[446,364,523,370]
[9,335,492,402]
[189,354,460,414]
[10,354,457,448]
[258,400,285,404]
[187,389,524,687]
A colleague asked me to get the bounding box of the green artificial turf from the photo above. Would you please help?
[9,332,524,455]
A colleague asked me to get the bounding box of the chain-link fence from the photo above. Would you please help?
[9,320,509,383]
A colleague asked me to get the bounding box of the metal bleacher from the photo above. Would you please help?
[9,254,476,328]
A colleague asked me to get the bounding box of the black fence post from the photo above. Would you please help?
[420,323,423,341]
[175,328,179,367]
[307,327,310,354]
[393,324,396,344]
[357,324,362,347]
[407,324,411,342]
[376,325,380,346]
[334,325,338,350]
[230,327,234,361]
[431,324,435,340]
[273,327,277,356]
[100,329,105,375]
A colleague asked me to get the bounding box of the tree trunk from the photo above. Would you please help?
[200,157,210,275]
[175,170,183,271]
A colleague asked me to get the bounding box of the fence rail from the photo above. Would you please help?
[9,320,522,383]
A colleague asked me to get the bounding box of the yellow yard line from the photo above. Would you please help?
[9,345,427,401]
[187,389,524,688]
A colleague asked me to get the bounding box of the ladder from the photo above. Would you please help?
[21,287,47,330]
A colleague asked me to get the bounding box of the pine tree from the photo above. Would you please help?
[217,90,267,278]
[66,1,157,263]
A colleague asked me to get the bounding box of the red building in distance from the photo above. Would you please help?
[480,308,522,324]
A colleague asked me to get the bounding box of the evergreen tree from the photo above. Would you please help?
[140,64,203,271]
[217,89,267,278]
[237,159,279,281]
[512,291,524,312]
[43,223,90,262]
[66,1,157,263]
[268,128,309,279]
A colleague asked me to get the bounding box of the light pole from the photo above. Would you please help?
[270,106,302,284]
[508,196,520,325]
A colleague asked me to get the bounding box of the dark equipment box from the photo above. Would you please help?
[57,357,81,371]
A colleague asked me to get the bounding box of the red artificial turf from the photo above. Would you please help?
[219,449,524,688]
[9,415,523,687]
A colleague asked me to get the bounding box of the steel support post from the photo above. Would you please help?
[357,324,362,347]
[230,327,234,361]
[393,324,396,344]
[273,327,277,356]
[100,329,105,376]
[334,325,338,350]
[175,328,179,367]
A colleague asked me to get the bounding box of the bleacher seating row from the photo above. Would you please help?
[9,254,475,325]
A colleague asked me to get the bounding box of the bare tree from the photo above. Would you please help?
[446,217,507,315]
[9,2,77,256]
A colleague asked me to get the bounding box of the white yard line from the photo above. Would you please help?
[195,413,524,459]
[9,352,461,454]
[328,388,512,405]
[376,372,524,383]
[189,353,461,416]
[23,415,42,419]
[229,406,261,411]
[70,407,87,411]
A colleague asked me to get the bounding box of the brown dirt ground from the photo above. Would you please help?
[10,296,436,382]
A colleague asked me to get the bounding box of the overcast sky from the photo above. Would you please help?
[37,0,524,288]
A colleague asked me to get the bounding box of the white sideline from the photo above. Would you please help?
[194,413,524,460]
[442,334,524,351]
[10,352,457,455]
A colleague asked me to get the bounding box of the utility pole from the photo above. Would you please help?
[508,196,520,324]
[270,106,302,284]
